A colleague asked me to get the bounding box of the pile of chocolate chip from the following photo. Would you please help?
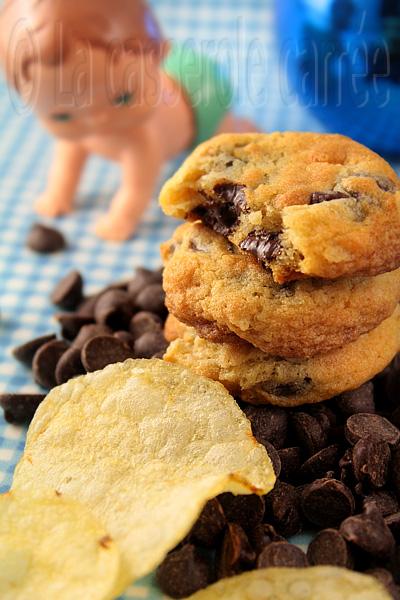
[3,264,400,600]
[0,267,168,424]
[156,365,400,599]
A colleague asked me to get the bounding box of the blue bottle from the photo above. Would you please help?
[275,0,400,154]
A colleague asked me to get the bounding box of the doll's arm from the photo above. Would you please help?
[36,141,88,217]
[95,136,163,241]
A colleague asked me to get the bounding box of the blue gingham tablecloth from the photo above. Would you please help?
[0,1,398,597]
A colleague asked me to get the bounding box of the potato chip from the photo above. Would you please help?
[187,567,391,600]
[0,491,120,600]
[12,359,275,589]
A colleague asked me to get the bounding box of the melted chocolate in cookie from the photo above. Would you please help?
[191,184,248,236]
[260,378,313,398]
[373,176,396,193]
[240,231,282,263]
[353,173,397,193]
[309,191,350,205]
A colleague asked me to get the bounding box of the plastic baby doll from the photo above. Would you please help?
[0,0,256,241]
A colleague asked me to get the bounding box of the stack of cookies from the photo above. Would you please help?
[159,132,400,408]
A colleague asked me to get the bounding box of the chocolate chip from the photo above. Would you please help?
[134,331,168,359]
[156,544,212,599]
[309,404,338,434]
[257,542,308,568]
[260,379,313,398]
[214,183,248,214]
[352,436,391,488]
[385,513,400,541]
[76,295,98,318]
[309,191,350,204]
[366,569,400,600]
[367,568,396,588]
[94,290,134,330]
[391,407,400,430]
[26,223,66,253]
[72,324,112,350]
[339,447,353,479]
[128,267,163,300]
[278,447,302,482]
[129,311,163,340]
[190,499,226,548]
[374,176,396,193]
[340,504,395,560]
[218,493,265,531]
[375,357,400,412]
[386,547,400,586]
[135,284,166,317]
[385,375,400,414]
[192,185,247,237]
[243,406,288,450]
[55,347,85,385]
[337,383,376,417]
[55,314,94,341]
[307,529,353,568]
[113,331,134,348]
[301,478,355,528]
[12,334,56,367]
[263,442,282,478]
[291,412,328,456]
[248,523,285,555]
[240,231,281,263]
[390,448,400,498]
[217,523,256,578]
[264,481,302,537]
[345,414,400,447]
[32,340,69,389]
[364,491,399,518]
[299,444,341,481]
[0,394,45,424]
[193,200,238,237]
[81,336,133,373]
[100,280,130,294]
[51,271,83,310]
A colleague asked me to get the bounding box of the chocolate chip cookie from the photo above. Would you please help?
[161,223,400,359]
[160,132,400,283]
[163,306,400,407]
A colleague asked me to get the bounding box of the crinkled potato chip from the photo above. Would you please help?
[187,567,391,600]
[0,491,120,600]
[12,359,275,590]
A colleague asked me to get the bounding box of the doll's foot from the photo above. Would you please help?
[35,193,73,217]
[95,212,137,241]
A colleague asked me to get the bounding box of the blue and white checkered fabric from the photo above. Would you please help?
[0,1,398,597]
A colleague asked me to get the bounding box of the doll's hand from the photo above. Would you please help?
[35,192,74,217]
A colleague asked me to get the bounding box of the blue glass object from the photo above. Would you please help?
[275,0,400,154]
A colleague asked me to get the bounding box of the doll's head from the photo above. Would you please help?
[0,0,168,139]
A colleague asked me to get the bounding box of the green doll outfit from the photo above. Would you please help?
[163,44,233,145]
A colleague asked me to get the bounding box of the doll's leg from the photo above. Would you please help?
[95,145,162,241]
[35,141,88,217]
[217,112,260,134]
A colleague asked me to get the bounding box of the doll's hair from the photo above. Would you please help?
[0,0,164,86]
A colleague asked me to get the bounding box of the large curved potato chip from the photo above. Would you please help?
[12,359,275,590]
[0,491,120,600]
[187,567,391,600]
